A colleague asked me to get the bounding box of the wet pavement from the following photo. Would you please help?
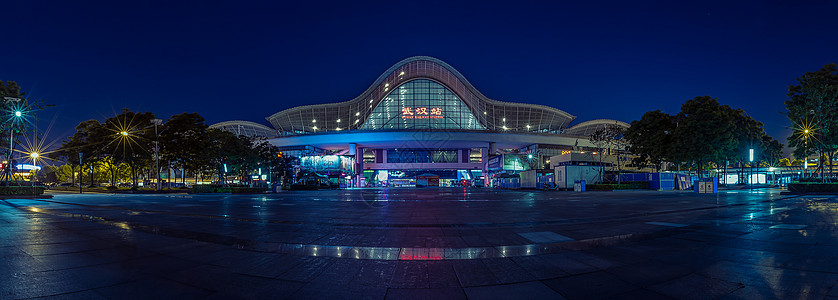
[2,188,838,299]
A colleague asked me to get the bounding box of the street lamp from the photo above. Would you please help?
[151,119,163,191]
[5,97,23,186]
[29,152,38,194]
[749,148,754,191]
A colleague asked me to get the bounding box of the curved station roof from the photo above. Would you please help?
[209,120,277,138]
[265,56,587,135]
[212,56,627,150]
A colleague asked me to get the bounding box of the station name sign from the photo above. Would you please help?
[401,107,443,119]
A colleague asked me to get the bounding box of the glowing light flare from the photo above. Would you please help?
[102,114,152,157]
[791,117,821,147]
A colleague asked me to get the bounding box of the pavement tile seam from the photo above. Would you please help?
[7,199,709,262]
[6,201,812,265]
[2,190,831,299]
[9,194,805,230]
[22,281,129,300]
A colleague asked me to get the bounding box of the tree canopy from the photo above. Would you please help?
[784,63,838,177]
[50,109,287,187]
[626,96,783,175]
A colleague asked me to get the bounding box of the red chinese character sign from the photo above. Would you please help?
[402,107,443,119]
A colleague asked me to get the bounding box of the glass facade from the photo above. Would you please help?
[387,149,458,163]
[362,79,484,130]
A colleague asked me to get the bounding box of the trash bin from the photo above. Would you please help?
[574,180,586,192]
[694,177,717,194]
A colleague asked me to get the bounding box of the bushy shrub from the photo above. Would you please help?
[0,186,45,195]
[586,181,650,191]
[788,182,838,193]
[192,185,267,194]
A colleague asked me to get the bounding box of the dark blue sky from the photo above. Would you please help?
[2,1,836,152]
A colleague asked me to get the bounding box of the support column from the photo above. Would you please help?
[482,147,489,187]
[354,145,363,187]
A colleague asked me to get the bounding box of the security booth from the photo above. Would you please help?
[553,165,602,189]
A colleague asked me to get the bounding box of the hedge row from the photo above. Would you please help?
[192,185,267,194]
[586,181,650,191]
[0,186,45,195]
[788,182,838,193]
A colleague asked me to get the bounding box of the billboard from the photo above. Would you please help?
[300,155,355,172]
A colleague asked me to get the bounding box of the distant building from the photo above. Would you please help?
[209,120,277,138]
[211,56,628,187]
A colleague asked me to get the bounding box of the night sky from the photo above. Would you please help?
[2,1,837,153]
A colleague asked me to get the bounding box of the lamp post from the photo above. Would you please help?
[79,152,83,194]
[30,152,38,195]
[804,128,809,179]
[152,119,163,191]
[4,97,22,186]
[749,148,754,191]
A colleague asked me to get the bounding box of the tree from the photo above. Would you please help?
[628,96,783,180]
[759,135,784,167]
[102,109,156,187]
[0,81,48,183]
[590,124,628,183]
[778,158,792,167]
[50,120,105,186]
[785,63,838,180]
[624,110,676,171]
[672,96,738,177]
[202,128,249,186]
[159,113,208,186]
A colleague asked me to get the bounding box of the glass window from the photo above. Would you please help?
[362,79,485,130]
[387,149,458,163]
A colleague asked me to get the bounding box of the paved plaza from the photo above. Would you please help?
[1,188,838,299]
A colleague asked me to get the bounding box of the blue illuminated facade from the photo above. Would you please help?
[213,56,628,187]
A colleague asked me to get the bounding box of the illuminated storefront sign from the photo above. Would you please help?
[487,155,530,171]
[300,155,355,172]
[401,107,443,119]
